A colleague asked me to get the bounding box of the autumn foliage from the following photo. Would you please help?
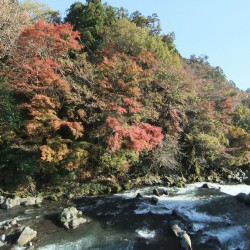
[0,0,250,191]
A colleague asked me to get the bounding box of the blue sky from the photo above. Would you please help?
[24,0,250,90]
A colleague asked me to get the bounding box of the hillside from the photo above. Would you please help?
[0,0,249,194]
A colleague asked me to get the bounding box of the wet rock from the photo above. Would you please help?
[200,183,213,189]
[180,231,192,250]
[242,166,250,185]
[171,221,183,237]
[135,237,146,246]
[17,226,37,247]
[60,207,87,229]
[202,235,222,250]
[163,190,169,195]
[172,210,190,225]
[170,220,192,250]
[149,196,158,205]
[70,217,87,229]
[136,193,143,198]
[236,192,250,205]
[153,188,160,197]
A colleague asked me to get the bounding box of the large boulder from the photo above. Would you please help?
[17,226,37,246]
[60,207,87,229]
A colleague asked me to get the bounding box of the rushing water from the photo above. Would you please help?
[1,183,250,250]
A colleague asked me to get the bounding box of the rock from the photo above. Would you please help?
[0,196,42,209]
[1,197,20,209]
[136,193,143,198]
[171,222,183,237]
[163,190,169,195]
[0,196,4,205]
[17,226,37,247]
[164,176,175,186]
[180,231,192,250]
[172,210,190,224]
[236,193,250,205]
[242,166,250,185]
[149,196,158,205]
[0,234,6,242]
[23,197,42,206]
[11,219,17,226]
[22,197,36,206]
[46,194,58,201]
[200,183,213,189]
[0,234,6,247]
[70,217,87,229]
[60,207,87,229]
[153,188,160,196]
[170,220,192,250]
[202,235,222,250]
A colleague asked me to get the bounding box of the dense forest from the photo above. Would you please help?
[0,0,250,195]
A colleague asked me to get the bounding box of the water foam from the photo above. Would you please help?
[135,229,156,239]
[205,225,245,243]
[38,235,97,250]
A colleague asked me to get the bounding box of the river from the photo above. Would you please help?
[1,183,250,250]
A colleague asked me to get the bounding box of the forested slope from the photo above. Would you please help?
[0,0,249,193]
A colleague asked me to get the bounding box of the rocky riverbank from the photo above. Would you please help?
[0,181,250,249]
[0,165,249,249]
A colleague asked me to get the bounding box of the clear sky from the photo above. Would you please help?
[25,0,250,90]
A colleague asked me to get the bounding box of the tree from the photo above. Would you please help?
[130,11,161,35]
[21,0,61,23]
[1,20,90,182]
[0,0,30,58]
[65,0,116,56]
[102,18,178,64]
[94,51,164,174]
